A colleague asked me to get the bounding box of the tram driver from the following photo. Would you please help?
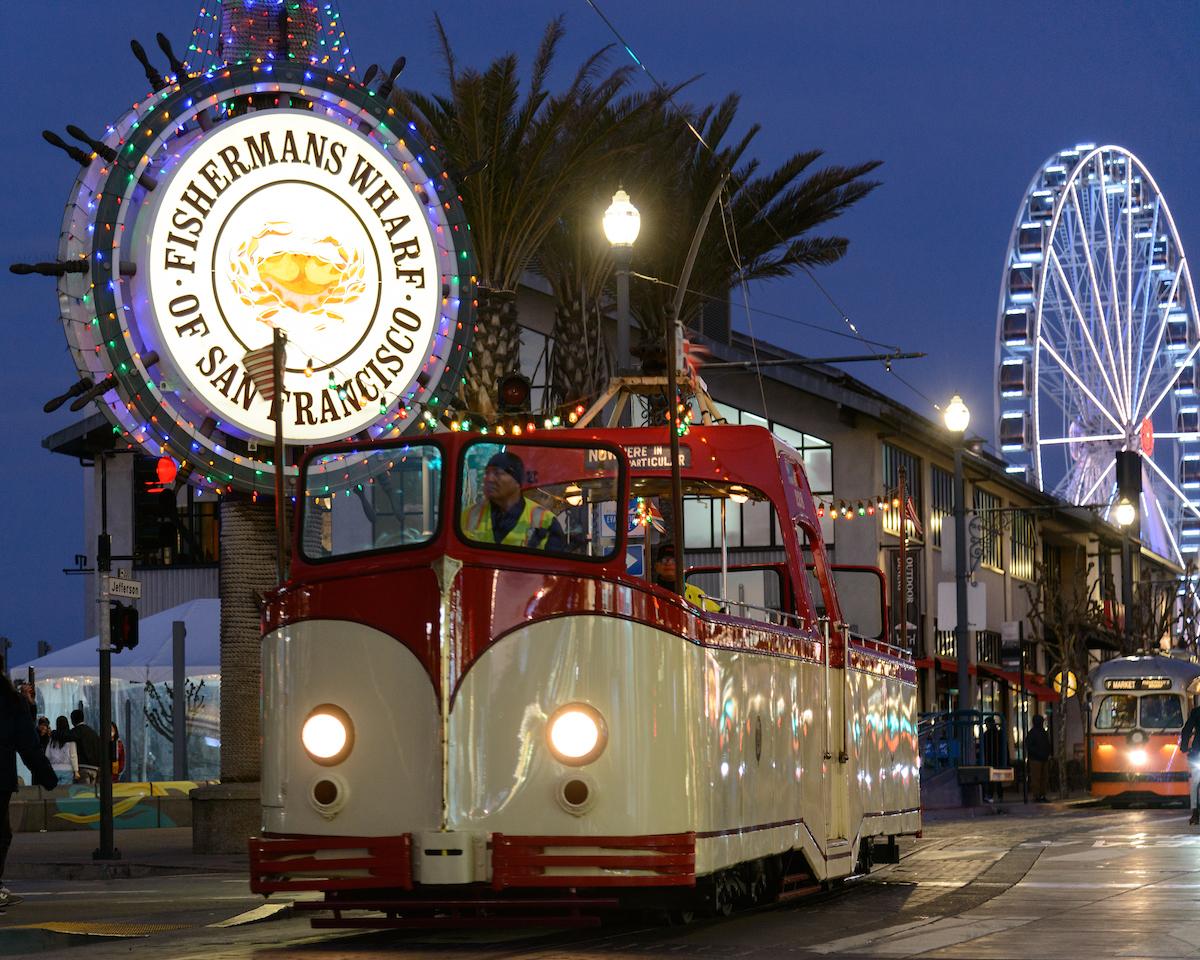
[461,451,566,552]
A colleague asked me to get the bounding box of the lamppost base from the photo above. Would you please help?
[92,846,122,861]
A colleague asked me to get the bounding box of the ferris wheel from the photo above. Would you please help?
[995,144,1198,565]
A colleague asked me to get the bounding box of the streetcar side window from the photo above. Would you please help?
[1095,694,1137,730]
[456,440,621,561]
[1140,694,1185,730]
[301,443,442,561]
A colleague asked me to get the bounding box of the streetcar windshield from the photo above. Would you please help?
[1095,694,1137,730]
[300,443,442,560]
[456,440,620,561]
[1140,694,1185,730]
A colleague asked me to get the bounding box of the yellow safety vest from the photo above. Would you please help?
[462,498,556,549]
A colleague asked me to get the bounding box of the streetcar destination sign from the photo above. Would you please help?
[1104,677,1172,691]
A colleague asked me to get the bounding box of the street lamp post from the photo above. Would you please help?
[603,188,640,371]
[1115,495,1137,650]
[944,394,974,766]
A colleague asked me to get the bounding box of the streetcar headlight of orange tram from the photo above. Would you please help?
[301,704,355,765]
[546,703,608,765]
[1128,747,1148,767]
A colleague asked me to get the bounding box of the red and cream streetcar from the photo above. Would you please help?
[1088,654,1200,806]
[249,423,921,925]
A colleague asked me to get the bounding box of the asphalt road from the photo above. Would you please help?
[4,806,1198,959]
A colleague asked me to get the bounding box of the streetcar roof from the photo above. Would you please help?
[1088,654,1200,688]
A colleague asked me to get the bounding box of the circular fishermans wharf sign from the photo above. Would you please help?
[57,63,475,493]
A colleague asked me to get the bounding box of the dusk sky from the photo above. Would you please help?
[2,2,1196,661]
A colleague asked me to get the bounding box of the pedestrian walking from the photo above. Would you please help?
[110,722,126,782]
[1180,702,1200,824]
[1026,714,1052,802]
[68,709,100,784]
[1,673,58,909]
[46,717,79,784]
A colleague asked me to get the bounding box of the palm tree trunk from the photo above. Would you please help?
[463,298,523,416]
[549,297,611,409]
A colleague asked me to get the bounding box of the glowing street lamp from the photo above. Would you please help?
[604,188,640,370]
[1114,497,1137,528]
[944,394,974,772]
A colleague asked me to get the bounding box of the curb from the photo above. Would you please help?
[6,858,248,881]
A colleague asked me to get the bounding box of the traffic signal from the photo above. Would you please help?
[497,372,531,413]
[1116,450,1142,501]
[110,602,139,652]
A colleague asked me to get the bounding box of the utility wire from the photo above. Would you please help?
[582,0,932,410]
[628,272,901,351]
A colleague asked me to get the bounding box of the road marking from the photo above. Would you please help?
[209,902,291,927]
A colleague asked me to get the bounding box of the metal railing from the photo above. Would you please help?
[918,710,1009,772]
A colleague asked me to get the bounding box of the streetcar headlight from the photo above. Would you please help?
[547,704,607,766]
[1128,747,1148,766]
[301,704,354,765]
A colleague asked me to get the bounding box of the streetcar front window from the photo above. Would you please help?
[301,443,442,560]
[456,440,621,561]
[1095,694,1137,730]
[1140,694,1184,730]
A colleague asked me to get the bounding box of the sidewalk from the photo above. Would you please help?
[4,827,247,881]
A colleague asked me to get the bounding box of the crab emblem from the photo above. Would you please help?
[228,222,367,329]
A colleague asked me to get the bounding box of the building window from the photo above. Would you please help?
[973,488,1003,570]
[702,403,833,549]
[133,457,219,568]
[1011,510,1037,581]
[931,465,954,550]
[883,443,922,539]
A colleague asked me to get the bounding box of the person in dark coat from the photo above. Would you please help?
[1179,703,1200,824]
[1,673,58,908]
[1026,714,1052,802]
[982,717,1005,801]
[68,709,100,784]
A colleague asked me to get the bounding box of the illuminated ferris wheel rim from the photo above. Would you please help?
[1033,147,1194,485]
[996,142,1198,564]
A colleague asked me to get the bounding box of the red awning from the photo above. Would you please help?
[916,656,977,676]
[978,664,1060,703]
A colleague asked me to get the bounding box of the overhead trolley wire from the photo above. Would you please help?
[582,0,934,411]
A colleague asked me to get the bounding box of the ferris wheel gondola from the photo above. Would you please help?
[995,144,1198,564]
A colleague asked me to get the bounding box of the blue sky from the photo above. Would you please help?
[1,1,1196,660]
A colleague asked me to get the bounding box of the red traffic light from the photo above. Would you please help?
[497,372,531,413]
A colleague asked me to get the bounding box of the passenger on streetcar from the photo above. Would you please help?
[652,543,721,612]
[461,451,565,552]
[1179,702,1200,824]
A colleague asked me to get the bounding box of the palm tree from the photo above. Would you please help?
[395,17,637,416]
[626,95,883,352]
[533,91,682,411]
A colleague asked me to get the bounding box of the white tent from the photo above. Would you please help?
[15,598,221,682]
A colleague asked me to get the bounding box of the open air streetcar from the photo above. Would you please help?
[248,424,921,926]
